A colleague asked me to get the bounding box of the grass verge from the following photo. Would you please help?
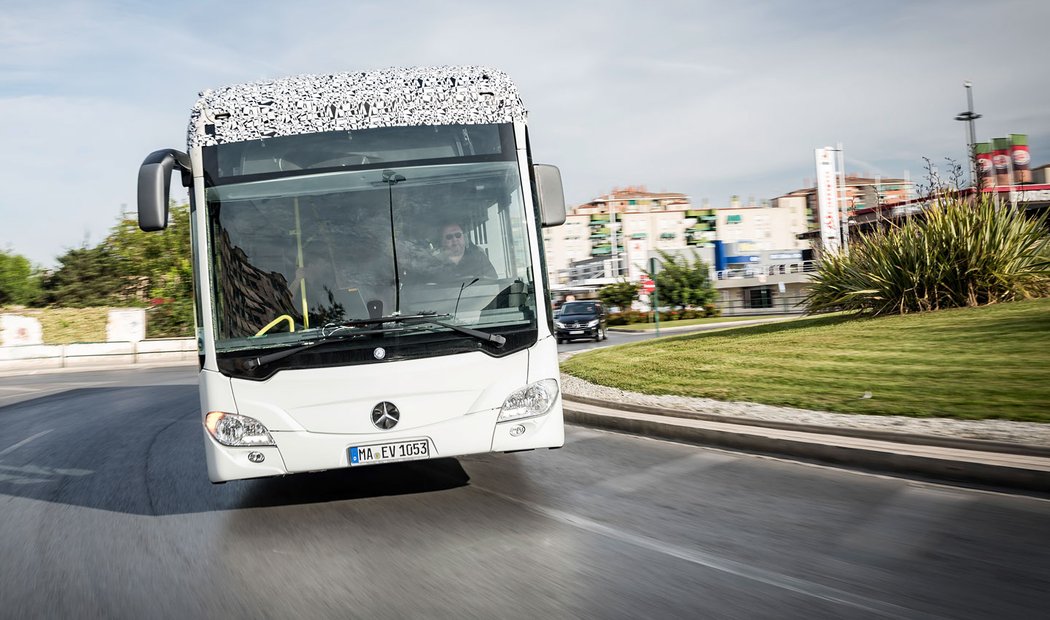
[561,298,1050,422]
[2,307,111,344]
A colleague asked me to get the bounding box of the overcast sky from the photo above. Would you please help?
[3,0,1049,267]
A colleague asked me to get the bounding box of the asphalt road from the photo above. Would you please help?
[1,366,1049,619]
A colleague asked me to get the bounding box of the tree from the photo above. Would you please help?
[0,250,42,306]
[598,279,639,310]
[647,249,716,309]
[40,245,124,307]
[104,202,194,336]
[38,202,196,336]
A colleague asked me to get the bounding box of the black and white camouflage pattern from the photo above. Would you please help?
[188,66,527,148]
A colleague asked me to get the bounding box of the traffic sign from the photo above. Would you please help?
[640,277,655,294]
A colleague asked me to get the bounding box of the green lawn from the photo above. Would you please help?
[561,298,1050,422]
[611,314,791,331]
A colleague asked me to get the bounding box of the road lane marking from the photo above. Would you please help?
[0,380,119,406]
[0,463,92,485]
[0,430,52,457]
[472,484,949,619]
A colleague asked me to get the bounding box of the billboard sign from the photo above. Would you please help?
[814,147,841,253]
[1010,134,1031,184]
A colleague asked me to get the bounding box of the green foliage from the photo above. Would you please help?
[608,305,721,326]
[106,202,195,337]
[29,307,110,343]
[39,202,195,337]
[647,249,716,309]
[0,250,42,305]
[607,309,650,325]
[806,193,1050,315]
[598,279,639,310]
[40,245,124,307]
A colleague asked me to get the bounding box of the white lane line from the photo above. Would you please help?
[0,380,119,405]
[0,430,53,457]
[472,484,949,620]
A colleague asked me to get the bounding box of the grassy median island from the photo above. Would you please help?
[561,298,1050,423]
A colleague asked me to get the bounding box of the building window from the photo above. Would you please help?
[746,287,773,309]
[726,214,742,224]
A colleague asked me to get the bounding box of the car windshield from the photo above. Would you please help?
[204,125,537,360]
[560,302,599,314]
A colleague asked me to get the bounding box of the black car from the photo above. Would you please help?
[554,301,608,343]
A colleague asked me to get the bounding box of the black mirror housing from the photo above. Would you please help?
[137,149,190,231]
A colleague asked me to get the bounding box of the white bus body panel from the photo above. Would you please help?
[200,339,563,482]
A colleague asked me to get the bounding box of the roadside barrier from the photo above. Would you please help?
[0,338,197,373]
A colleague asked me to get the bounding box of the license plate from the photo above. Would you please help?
[569,330,584,335]
[349,439,429,466]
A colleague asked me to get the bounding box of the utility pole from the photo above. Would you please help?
[836,144,849,256]
[954,81,982,187]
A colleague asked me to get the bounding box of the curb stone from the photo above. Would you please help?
[562,396,1050,494]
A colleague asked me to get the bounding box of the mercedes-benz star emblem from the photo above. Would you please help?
[371,402,400,430]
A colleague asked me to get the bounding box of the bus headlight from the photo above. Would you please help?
[498,379,559,422]
[205,411,275,447]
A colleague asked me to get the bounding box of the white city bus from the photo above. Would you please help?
[137,66,567,483]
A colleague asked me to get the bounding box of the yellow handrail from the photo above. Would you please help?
[255,315,295,337]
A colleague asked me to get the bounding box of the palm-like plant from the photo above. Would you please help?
[806,192,1050,315]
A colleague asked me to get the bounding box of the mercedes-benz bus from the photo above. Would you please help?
[137,66,567,483]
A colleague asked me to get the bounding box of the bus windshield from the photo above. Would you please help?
[204,125,537,365]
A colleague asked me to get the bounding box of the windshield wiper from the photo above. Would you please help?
[336,312,506,347]
[240,324,392,371]
[396,313,507,348]
[241,312,505,371]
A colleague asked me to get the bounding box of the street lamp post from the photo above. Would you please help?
[954,81,982,187]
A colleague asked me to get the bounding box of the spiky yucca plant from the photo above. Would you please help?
[805,193,1050,315]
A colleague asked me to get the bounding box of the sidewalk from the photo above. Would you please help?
[561,388,1050,494]
[607,314,800,334]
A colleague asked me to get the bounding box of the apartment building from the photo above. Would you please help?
[543,186,707,286]
[544,187,814,315]
[780,176,914,230]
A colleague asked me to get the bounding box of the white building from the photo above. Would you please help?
[543,188,814,314]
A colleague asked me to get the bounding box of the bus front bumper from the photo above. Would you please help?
[203,400,564,483]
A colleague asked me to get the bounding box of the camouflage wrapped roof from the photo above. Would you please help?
[188,66,527,148]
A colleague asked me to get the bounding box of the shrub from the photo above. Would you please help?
[806,192,1050,315]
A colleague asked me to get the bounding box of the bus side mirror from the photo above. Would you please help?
[533,164,566,227]
[137,149,190,231]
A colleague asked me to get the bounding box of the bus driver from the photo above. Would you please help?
[439,222,496,281]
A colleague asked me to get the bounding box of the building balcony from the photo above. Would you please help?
[711,261,817,289]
